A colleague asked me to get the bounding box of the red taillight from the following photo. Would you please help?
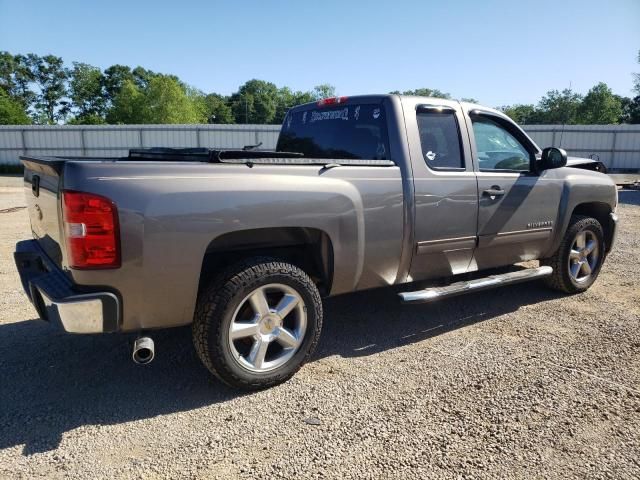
[316,96,348,107]
[62,191,120,269]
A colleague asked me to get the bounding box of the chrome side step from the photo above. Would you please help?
[399,266,553,304]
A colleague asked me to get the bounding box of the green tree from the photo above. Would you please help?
[577,82,622,124]
[132,66,159,89]
[28,54,69,123]
[273,87,316,124]
[67,113,106,125]
[106,79,145,123]
[615,95,636,124]
[460,97,479,103]
[199,93,234,123]
[633,49,640,95]
[103,64,134,106]
[0,89,31,124]
[390,88,452,99]
[274,87,295,124]
[536,88,583,124]
[620,95,640,124]
[143,75,202,123]
[0,51,18,95]
[312,84,336,100]
[230,79,279,124]
[500,104,542,124]
[0,52,36,110]
[68,62,106,123]
[107,75,203,124]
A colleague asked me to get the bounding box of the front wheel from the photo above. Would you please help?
[542,215,605,294]
[192,258,322,390]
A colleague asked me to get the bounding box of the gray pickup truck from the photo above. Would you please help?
[15,95,618,389]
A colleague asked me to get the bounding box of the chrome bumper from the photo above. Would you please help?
[14,240,120,333]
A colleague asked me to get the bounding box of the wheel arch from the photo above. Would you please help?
[571,202,614,253]
[198,227,335,296]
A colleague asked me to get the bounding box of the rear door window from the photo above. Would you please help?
[277,104,390,160]
[416,112,465,170]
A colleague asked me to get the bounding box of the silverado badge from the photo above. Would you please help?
[527,221,553,229]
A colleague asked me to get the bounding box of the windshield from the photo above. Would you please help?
[277,103,390,160]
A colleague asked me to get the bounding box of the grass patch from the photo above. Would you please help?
[0,164,24,175]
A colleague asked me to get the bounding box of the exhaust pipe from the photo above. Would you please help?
[132,336,155,365]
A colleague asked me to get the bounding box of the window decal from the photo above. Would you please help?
[310,108,349,123]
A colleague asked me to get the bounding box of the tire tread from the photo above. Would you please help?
[192,257,322,390]
[542,215,604,294]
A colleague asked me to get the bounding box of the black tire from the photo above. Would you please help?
[541,215,605,294]
[192,257,322,390]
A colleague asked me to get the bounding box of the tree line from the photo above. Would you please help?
[499,81,640,125]
[1,51,639,126]
[502,50,640,124]
[0,52,336,125]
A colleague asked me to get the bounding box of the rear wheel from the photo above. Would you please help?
[542,215,605,294]
[192,258,322,390]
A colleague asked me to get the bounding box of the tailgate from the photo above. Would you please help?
[21,157,66,267]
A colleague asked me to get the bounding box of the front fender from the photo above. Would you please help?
[546,168,617,257]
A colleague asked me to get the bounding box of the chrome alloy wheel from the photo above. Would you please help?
[228,283,307,373]
[568,230,599,283]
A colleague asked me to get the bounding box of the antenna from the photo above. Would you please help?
[558,80,571,147]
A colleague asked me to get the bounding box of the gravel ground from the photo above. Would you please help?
[0,175,639,479]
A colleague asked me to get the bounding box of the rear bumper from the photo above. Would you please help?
[14,240,120,333]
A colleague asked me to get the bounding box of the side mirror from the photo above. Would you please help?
[539,147,567,171]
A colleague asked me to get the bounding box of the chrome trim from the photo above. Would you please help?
[416,104,456,114]
[478,227,552,247]
[496,227,553,237]
[132,336,155,364]
[399,266,553,304]
[416,236,476,255]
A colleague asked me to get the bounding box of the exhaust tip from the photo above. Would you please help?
[132,336,155,365]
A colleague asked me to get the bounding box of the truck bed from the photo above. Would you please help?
[19,152,404,331]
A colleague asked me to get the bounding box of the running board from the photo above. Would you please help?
[399,266,553,304]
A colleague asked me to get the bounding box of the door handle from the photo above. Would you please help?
[483,186,505,198]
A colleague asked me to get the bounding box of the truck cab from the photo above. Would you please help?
[278,95,617,284]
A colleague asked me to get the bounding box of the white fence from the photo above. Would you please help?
[0,124,281,165]
[1,123,639,170]
[523,125,640,171]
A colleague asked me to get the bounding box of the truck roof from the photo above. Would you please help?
[290,94,509,121]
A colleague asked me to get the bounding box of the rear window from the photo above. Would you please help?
[417,112,465,170]
[277,103,390,160]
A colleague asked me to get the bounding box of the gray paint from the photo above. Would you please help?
[18,95,618,332]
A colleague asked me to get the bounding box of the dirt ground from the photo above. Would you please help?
[0,175,638,479]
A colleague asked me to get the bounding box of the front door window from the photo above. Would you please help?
[471,116,532,172]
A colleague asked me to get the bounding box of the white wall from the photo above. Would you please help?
[0,124,281,165]
[1,123,639,170]
[523,125,640,170]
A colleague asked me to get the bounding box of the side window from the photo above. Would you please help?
[471,116,532,172]
[417,112,464,170]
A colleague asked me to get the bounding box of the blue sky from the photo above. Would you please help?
[1,0,638,107]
